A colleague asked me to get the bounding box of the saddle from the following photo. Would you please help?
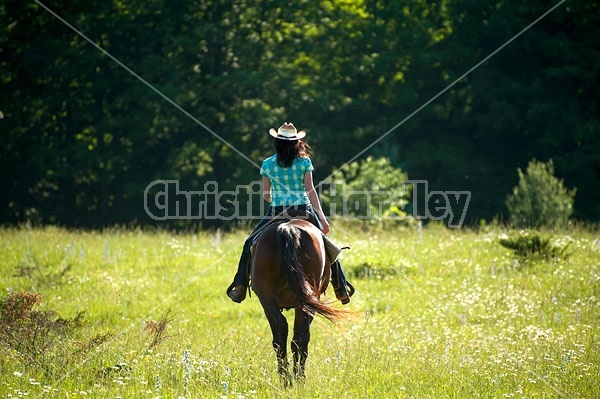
[249,222,346,265]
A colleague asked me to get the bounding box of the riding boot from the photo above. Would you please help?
[331,259,355,304]
[226,243,251,303]
[322,235,354,304]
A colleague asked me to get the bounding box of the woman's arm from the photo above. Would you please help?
[262,176,272,203]
[304,172,330,234]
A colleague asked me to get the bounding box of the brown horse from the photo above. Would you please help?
[251,218,344,383]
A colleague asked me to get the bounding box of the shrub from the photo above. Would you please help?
[144,307,175,350]
[321,156,411,221]
[505,159,576,228]
[0,291,84,372]
[0,291,174,377]
[498,230,570,260]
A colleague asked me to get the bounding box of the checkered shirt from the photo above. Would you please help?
[260,154,314,207]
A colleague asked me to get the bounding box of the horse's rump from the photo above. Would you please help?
[251,219,339,320]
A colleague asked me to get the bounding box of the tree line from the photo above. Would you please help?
[1,0,598,228]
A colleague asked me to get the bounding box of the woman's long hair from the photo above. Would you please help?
[274,138,311,167]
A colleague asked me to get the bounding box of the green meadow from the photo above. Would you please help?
[0,224,598,398]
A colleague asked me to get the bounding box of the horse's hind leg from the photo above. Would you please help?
[261,300,291,384]
[291,308,313,380]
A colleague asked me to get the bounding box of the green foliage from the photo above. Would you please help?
[322,156,411,220]
[498,230,570,260]
[506,159,576,228]
[1,1,599,226]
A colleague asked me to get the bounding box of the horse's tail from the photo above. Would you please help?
[276,223,343,323]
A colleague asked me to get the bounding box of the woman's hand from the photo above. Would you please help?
[320,217,330,235]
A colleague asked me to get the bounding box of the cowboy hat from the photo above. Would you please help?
[269,122,306,140]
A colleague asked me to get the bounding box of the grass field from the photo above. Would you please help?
[0,223,598,398]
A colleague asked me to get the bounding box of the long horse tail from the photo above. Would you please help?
[276,222,343,323]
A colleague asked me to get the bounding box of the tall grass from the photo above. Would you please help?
[0,224,598,398]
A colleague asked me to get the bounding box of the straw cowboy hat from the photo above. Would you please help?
[269,122,306,140]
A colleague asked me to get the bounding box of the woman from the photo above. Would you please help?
[226,122,354,304]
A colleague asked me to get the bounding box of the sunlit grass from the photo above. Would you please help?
[0,223,598,398]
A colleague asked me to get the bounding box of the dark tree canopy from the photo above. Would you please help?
[1,0,598,227]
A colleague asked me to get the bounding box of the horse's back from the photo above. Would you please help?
[251,219,327,309]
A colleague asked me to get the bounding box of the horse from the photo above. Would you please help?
[250,218,345,383]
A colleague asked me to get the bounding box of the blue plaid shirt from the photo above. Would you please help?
[260,154,314,206]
